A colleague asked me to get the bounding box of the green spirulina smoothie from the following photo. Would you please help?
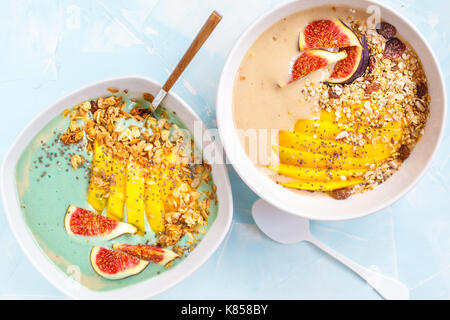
[15,96,217,291]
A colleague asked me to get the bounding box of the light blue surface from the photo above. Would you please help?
[0,0,448,300]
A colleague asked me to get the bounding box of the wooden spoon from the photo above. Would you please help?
[151,11,222,111]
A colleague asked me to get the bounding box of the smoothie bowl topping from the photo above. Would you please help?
[63,93,215,246]
[233,6,429,200]
[16,90,218,285]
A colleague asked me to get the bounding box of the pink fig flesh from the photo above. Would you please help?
[112,243,179,265]
[280,50,347,86]
[299,19,361,50]
[327,35,369,85]
[64,205,137,240]
[90,246,149,280]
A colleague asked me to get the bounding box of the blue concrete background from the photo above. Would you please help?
[0,0,448,299]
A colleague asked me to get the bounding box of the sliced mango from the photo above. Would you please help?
[269,164,366,181]
[144,167,165,234]
[281,178,364,191]
[293,119,403,144]
[274,101,405,191]
[274,145,388,170]
[156,167,175,211]
[126,161,146,235]
[320,102,406,127]
[106,157,127,221]
[294,119,342,140]
[279,130,392,158]
[319,109,336,123]
[87,142,112,213]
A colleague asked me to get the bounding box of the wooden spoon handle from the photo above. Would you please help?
[162,11,222,92]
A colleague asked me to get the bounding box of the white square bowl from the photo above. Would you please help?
[1,75,233,299]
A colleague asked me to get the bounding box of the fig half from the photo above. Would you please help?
[279,50,347,86]
[327,35,369,85]
[299,19,361,50]
[112,244,179,265]
[64,205,137,240]
[90,246,149,280]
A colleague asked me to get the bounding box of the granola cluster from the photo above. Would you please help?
[61,90,216,247]
[301,17,429,194]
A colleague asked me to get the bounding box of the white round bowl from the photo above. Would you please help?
[217,0,446,221]
[1,76,233,299]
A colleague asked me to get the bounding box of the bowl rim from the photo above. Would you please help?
[216,0,447,221]
[0,75,233,299]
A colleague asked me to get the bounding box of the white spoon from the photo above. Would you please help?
[252,199,409,300]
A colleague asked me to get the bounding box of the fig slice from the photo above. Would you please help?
[327,35,369,85]
[280,50,347,86]
[90,246,149,280]
[112,244,179,265]
[299,19,361,50]
[64,205,137,240]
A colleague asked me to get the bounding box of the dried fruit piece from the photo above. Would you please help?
[328,85,343,98]
[365,82,381,94]
[330,187,352,200]
[398,144,410,161]
[384,38,406,60]
[90,100,99,114]
[299,19,361,50]
[327,36,369,84]
[64,205,137,240]
[376,22,397,39]
[143,92,154,102]
[90,247,149,280]
[368,55,376,72]
[280,50,347,86]
[112,244,178,265]
[416,82,428,98]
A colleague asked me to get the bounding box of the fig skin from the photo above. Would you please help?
[351,35,370,83]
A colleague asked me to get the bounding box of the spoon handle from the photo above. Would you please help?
[306,236,409,300]
[162,11,222,93]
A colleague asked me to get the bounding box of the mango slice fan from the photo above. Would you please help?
[271,102,404,192]
[87,141,189,235]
